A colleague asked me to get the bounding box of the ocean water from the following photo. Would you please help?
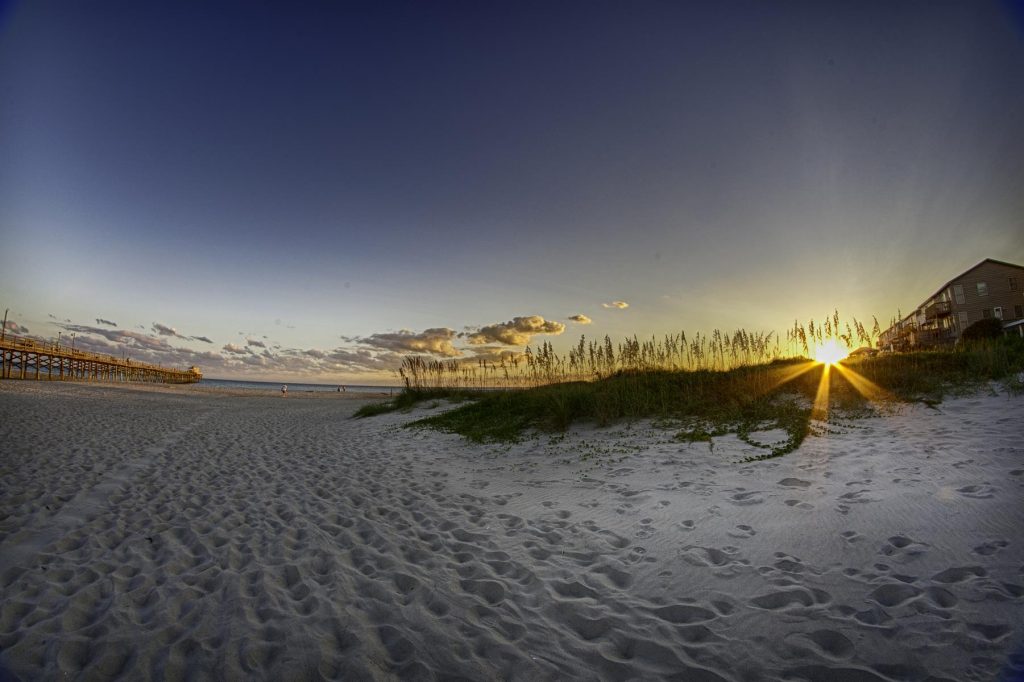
[198,379,400,394]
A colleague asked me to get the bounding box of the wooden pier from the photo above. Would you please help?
[0,334,202,384]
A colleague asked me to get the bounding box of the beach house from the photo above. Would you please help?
[878,258,1024,351]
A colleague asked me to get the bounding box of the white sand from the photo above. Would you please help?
[1,381,1022,681]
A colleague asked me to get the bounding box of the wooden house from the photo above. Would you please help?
[878,259,1024,350]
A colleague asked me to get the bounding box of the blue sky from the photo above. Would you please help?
[2,1,1023,381]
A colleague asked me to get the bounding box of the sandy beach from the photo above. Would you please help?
[1,381,1022,681]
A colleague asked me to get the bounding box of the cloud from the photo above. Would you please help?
[358,328,461,357]
[568,314,592,324]
[60,323,175,352]
[222,343,248,355]
[246,338,267,349]
[466,316,565,346]
[602,301,629,309]
[3,320,29,334]
[95,318,118,327]
[191,336,213,344]
[153,323,179,336]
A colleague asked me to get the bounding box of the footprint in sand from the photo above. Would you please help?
[778,478,812,489]
[649,604,717,624]
[771,553,808,575]
[784,499,814,510]
[838,489,873,504]
[967,622,1013,642]
[750,587,830,610]
[726,489,765,506]
[625,546,654,564]
[635,518,656,539]
[926,586,958,608]
[973,539,1009,556]
[879,535,928,560]
[869,583,922,607]
[931,565,987,584]
[727,524,756,539]
[957,484,996,499]
[783,629,855,660]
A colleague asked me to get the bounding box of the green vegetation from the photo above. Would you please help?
[352,387,479,418]
[961,318,1005,342]
[356,325,1024,462]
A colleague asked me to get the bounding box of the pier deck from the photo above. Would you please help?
[0,335,201,384]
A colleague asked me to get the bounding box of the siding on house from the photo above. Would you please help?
[879,259,1024,350]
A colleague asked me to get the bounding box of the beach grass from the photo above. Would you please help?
[358,333,1024,459]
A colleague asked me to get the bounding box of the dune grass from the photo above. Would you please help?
[352,387,480,418]
[357,335,1024,461]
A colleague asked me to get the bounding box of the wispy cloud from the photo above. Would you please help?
[246,338,267,349]
[466,315,565,346]
[358,328,461,357]
[568,314,592,324]
[602,301,629,309]
[52,319,407,379]
[95,318,117,327]
[61,323,175,352]
[191,336,213,344]
[152,322,179,337]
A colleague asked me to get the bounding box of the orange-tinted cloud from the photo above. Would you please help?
[466,316,565,346]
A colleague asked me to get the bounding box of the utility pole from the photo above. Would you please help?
[57,332,61,350]
[1,308,7,343]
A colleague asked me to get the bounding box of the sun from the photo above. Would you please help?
[814,339,849,365]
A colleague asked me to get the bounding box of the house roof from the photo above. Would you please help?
[886,258,1024,328]
[923,258,1024,304]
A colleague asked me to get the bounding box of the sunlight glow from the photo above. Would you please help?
[814,340,849,365]
[811,364,831,420]
[833,363,893,403]
[765,360,818,392]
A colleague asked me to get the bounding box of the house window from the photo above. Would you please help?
[958,311,969,328]
[977,282,988,296]
[1015,305,1023,319]
[953,284,965,305]
[1011,276,1018,291]
[994,307,1003,320]
[982,309,992,319]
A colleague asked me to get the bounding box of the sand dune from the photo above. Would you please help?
[1,381,1022,680]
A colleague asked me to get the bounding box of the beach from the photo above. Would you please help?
[1,381,1022,681]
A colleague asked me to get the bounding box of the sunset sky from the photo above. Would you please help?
[2,2,1023,382]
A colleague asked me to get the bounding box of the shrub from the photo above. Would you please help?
[961,318,1004,342]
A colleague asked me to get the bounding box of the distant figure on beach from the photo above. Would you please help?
[281,384,287,396]
[338,385,345,393]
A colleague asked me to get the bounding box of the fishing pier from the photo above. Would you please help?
[0,334,202,384]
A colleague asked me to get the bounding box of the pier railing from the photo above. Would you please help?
[0,334,202,384]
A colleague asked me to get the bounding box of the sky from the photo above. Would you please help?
[2,1,1023,382]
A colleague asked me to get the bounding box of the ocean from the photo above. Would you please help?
[198,378,401,394]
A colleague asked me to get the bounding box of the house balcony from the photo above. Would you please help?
[924,300,952,319]
[914,328,958,346]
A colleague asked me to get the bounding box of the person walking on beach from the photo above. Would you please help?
[281,384,287,396]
